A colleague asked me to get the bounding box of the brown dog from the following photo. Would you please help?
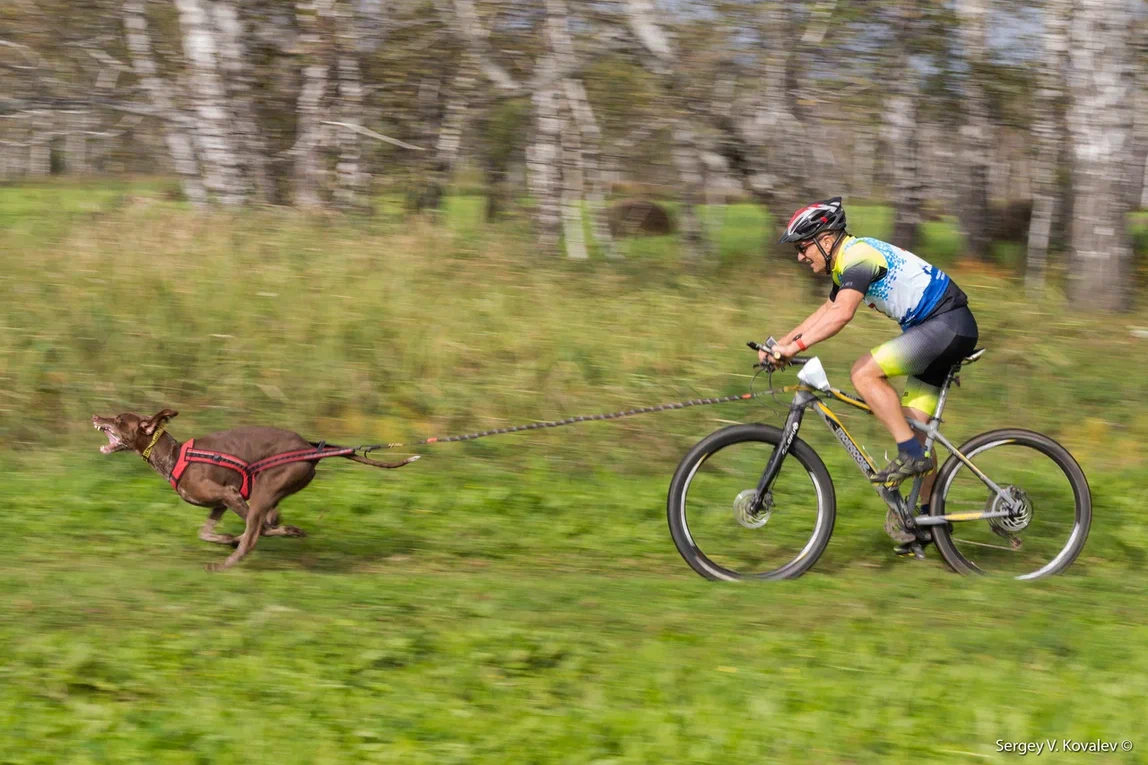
[91,409,417,571]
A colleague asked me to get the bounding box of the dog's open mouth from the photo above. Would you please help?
[94,421,125,454]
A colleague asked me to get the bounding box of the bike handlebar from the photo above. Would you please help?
[746,340,812,367]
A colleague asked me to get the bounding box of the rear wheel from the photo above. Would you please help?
[667,424,836,580]
[930,429,1091,579]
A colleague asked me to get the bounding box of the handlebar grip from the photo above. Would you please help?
[747,339,782,359]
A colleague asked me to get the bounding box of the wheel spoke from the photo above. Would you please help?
[670,426,831,580]
[934,434,1089,579]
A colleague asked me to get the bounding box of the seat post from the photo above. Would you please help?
[932,364,960,423]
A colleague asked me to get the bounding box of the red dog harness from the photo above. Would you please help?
[169,440,355,500]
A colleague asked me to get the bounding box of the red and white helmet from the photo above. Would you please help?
[778,197,847,244]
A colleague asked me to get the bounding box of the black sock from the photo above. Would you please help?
[897,438,925,459]
[919,502,930,515]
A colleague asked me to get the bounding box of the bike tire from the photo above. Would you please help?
[930,428,1092,579]
[667,424,836,580]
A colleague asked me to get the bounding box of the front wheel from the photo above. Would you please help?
[667,424,836,580]
[930,428,1092,579]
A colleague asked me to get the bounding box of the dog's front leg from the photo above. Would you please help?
[205,489,265,572]
[198,507,239,546]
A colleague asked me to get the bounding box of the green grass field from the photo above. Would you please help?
[2,180,1148,763]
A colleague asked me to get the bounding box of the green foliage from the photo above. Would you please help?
[2,182,1148,761]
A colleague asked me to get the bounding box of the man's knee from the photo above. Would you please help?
[850,354,883,388]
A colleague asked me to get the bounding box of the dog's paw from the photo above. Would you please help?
[282,525,307,538]
[204,561,225,573]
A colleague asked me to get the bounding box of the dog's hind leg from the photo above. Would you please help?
[199,506,239,546]
[205,488,266,572]
[262,507,306,538]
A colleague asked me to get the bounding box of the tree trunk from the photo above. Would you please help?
[885,1,924,251]
[122,0,207,205]
[956,0,993,259]
[1025,0,1069,292]
[546,0,614,257]
[333,0,366,211]
[527,56,563,255]
[559,111,588,260]
[294,0,333,210]
[210,0,271,203]
[671,121,708,259]
[64,112,90,176]
[1065,0,1136,311]
[622,0,713,257]
[174,0,246,205]
[421,56,475,212]
[564,78,616,258]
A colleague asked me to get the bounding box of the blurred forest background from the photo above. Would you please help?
[2,0,1147,300]
[3,2,1148,762]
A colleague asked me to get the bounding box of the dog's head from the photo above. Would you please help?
[91,409,178,455]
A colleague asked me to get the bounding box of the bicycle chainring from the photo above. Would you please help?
[884,508,917,544]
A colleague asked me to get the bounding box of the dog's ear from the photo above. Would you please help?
[141,408,178,435]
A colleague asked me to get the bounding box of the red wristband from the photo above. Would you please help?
[795,338,808,352]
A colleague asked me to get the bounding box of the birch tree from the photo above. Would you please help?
[333,0,366,210]
[294,0,333,209]
[956,0,993,259]
[1064,0,1137,311]
[122,0,207,205]
[885,1,925,251]
[174,0,246,205]
[1025,0,1069,292]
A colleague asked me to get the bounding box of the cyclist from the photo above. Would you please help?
[762,197,979,542]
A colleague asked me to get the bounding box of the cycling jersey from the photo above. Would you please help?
[829,236,967,328]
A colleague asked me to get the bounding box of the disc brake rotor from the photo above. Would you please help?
[987,486,1032,546]
[733,489,771,529]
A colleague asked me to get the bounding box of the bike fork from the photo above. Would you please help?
[750,401,809,512]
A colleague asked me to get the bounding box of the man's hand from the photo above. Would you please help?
[757,343,796,369]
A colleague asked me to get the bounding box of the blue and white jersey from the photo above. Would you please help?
[829,236,961,328]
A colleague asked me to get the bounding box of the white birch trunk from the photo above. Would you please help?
[64,112,91,176]
[564,78,616,258]
[885,1,924,250]
[122,0,207,204]
[1065,0,1137,311]
[333,0,365,210]
[559,113,588,260]
[956,0,993,259]
[671,122,708,259]
[28,116,50,177]
[174,0,246,205]
[527,56,563,255]
[546,0,614,257]
[1142,152,1148,210]
[294,0,333,209]
[422,57,475,211]
[1025,0,1069,292]
[210,0,271,203]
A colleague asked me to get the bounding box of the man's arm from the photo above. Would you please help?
[792,289,863,348]
[780,299,834,345]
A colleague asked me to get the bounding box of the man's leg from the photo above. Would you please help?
[901,377,944,504]
[850,354,914,443]
[854,337,935,485]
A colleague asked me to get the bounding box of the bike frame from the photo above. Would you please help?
[752,357,1020,529]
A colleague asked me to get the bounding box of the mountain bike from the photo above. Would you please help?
[666,340,1092,580]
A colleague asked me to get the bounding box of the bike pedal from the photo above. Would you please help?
[894,541,928,560]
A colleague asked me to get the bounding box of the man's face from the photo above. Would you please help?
[794,238,829,274]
